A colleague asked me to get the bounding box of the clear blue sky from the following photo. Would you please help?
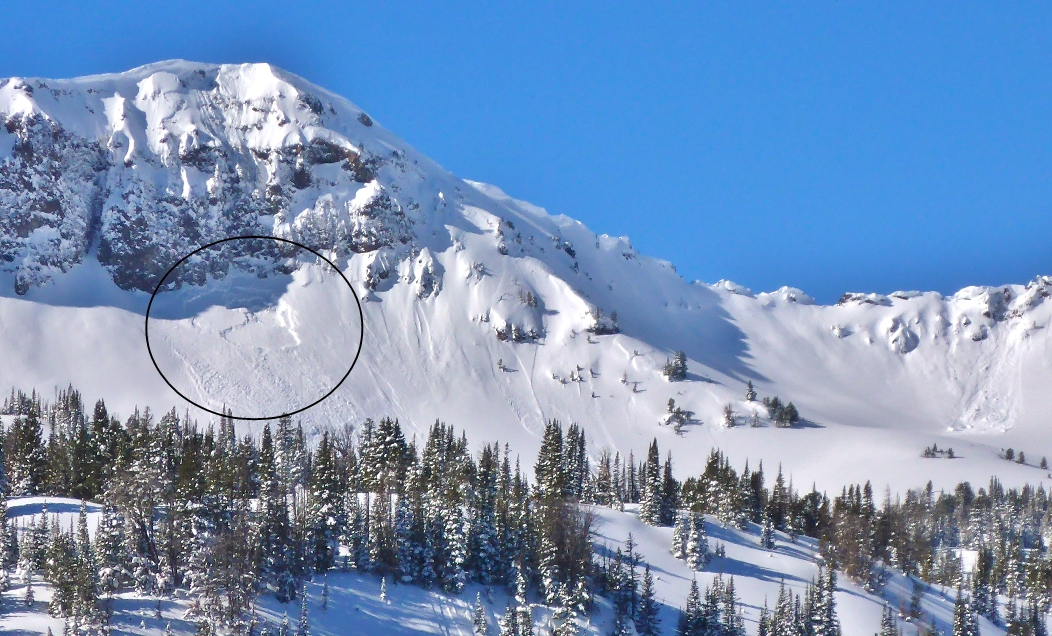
[3,2,1049,302]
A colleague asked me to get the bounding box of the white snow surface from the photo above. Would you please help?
[6,496,102,537]
[0,62,1050,497]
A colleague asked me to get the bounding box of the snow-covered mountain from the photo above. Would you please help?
[1,60,1050,493]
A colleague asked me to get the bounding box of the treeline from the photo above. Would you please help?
[665,448,1052,633]
[4,385,1052,634]
[0,389,594,635]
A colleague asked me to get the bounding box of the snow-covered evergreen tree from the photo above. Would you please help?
[8,412,46,495]
[0,501,8,584]
[810,567,841,636]
[72,501,98,619]
[468,443,501,584]
[441,503,467,594]
[0,435,7,497]
[517,603,534,636]
[757,601,771,636]
[878,604,898,636]
[722,404,736,428]
[3,519,16,571]
[47,525,79,619]
[969,546,999,625]
[760,510,776,549]
[772,582,796,636]
[672,513,688,559]
[369,493,395,572]
[636,564,661,636]
[307,432,344,573]
[700,576,722,633]
[659,455,679,526]
[685,513,709,571]
[535,420,565,501]
[639,440,662,525]
[497,603,519,636]
[473,592,489,635]
[952,589,980,636]
[94,502,127,597]
[296,585,310,636]
[393,493,419,583]
[721,576,745,636]
[551,582,583,636]
[343,491,370,572]
[258,424,296,601]
[676,578,702,636]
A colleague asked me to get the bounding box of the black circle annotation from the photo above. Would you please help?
[144,235,364,421]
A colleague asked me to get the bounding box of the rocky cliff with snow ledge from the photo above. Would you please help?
[0,61,416,292]
[0,61,1050,492]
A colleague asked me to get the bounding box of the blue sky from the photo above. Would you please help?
[3,2,1049,302]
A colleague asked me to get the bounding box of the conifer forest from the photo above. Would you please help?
[0,386,1050,635]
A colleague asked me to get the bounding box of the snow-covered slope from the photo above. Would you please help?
[1,61,1051,494]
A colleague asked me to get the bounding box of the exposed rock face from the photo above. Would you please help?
[0,112,108,294]
[0,63,417,293]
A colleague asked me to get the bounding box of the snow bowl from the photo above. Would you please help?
[144,236,364,420]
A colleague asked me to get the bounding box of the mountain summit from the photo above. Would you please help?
[1,61,1049,491]
[0,61,423,292]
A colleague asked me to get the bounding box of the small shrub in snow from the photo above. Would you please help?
[663,399,695,433]
[763,396,800,427]
[722,404,736,428]
[586,307,619,335]
[518,289,538,307]
[662,352,687,381]
[495,323,541,342]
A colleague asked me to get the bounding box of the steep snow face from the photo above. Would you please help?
[1,62,1051,493]
[148,257,363,419]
